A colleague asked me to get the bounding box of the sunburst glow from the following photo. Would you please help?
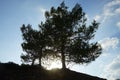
[47,60,62,70]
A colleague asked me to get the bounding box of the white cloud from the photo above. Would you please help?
[39,8,46,16]
[94,15,101,21]
[116,22,120,28]
[85,14,90,21]
[105,0,120,7]
[115,8,120,14]
[99,37,119,50]
[94,0,120,23]
[103,0,120,21]
[36,6,46,16]
[36,7,47,21]
[104,55,120,80]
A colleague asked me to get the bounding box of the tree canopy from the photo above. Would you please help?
[20,2,102,69]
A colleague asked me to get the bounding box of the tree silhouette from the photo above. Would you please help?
[21,23,57,66]
[44,2,102,69]
[20,2,102,69]
[21,24,49,67]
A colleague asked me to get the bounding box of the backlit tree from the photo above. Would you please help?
[44,2,102,69]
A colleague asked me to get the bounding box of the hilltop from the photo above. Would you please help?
[0,62,106,80]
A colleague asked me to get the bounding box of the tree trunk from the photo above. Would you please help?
[39,49,42,67]
[61,46,66,69]
[31,58,35,66]
[61,52,66,69]
[39,56,41,67]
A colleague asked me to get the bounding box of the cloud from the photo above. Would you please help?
[36,7,47,21]
[105,0,120,8]
[99,37,119,51]
[39,7,46,16]
[94,15,101,21]
[116,22,120,28]
[85,14,90,21]
[104,55,120,80]
[103,0,120,16]
[115,8,120,14]
[94,0,120,22]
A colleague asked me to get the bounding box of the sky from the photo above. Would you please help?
[0,0,120,80]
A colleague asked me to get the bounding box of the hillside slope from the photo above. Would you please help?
[0,62,106,80]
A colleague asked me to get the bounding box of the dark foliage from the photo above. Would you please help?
[20,1,102,69]
[21,24,41,65]
[44,2,102,68]
[20,24,50,66]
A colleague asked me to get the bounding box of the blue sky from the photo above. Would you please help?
[0,0,120,80]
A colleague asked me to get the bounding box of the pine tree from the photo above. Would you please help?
[44,2,102,69]
[20,2,102,69]
[20,24,47,67]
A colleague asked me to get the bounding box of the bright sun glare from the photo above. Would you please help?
[47,60,62,70]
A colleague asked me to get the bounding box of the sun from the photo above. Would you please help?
[47,60,62,70]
